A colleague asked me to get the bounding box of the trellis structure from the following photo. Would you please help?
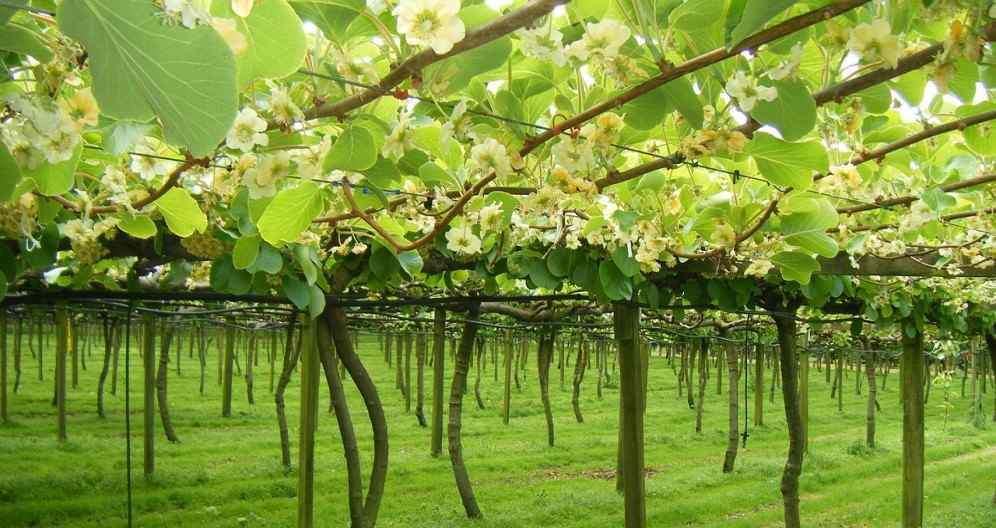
[2,0,996,527]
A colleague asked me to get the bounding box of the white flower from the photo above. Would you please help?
[265,82,303,127]
[768,43,803,81]
[367,0,388,15]
[130,144,176,181]
[59,88,99,129]
[243,151,290,199]
[478,203,504,232]
[551,136,596,174]
[382,113,415,160]
[226,108,269,152]
[440,100,469,146]
[231,0,254,18]
[445,223,482,255]
[847,19,900,69]
[517,25,566,66]
[725,71,777,112]
[744,258,774,278]
[711,223,736,247]
[565,19,630,63]
[829,164,862,189]
[160,0,211,29]
[350,241,368,255]
[470,138,512,178]
[393,0,466,55]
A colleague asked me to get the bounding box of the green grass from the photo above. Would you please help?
[1,334,994,527]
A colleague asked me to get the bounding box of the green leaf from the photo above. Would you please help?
[0,23,54,61]
[0,143,21,202]
[211,0,306,86]
[103,120,153,156]
[728,0,797,47]
[417,161,451,186]
[324,126,377,172]
[294,244,319,285]
[58,0,238,156]
[599,260,633,301]
[283,275,310,310]
[154,188,207,237]
[397,250,423,278]
[257,181,325,246]
[750,79,816,141]
[661,77,703,129]
[746,133,826,191]
[27,144,82,196]
[370,245,400,280]
[233,235,261,270]
[920,187,956,213]
[546,248,571,278]
[771,250,820,284]
[611,247,641,278]
[0,270,7,301]
[248,243,284,274]
[116,214,157,239]
[526,257,560,290]
[779,199,839,258]
[308,284,326,320]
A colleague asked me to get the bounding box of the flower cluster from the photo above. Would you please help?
[847,19,900,69]
[181,232,228,260]
[725,71,777,112]
[2,92,93,169]
[157,0,212,29]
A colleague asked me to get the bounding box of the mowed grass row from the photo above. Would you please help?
[0,332,993,527]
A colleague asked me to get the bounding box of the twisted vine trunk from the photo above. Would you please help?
[245,334,255,406]
[13,318,21,394]
[722,341,740,473]
[986,332,996,422]
[157,321,179,443]
[275,315,299,468]
[695,339,708,434]
[97,317,115,418]
[572,337,587,423]
[325,305,389,527]
[772,308,803,528]
[317,318,365,528]
[448,302,482,519]
[474,338,485,410]
[431,308,446,457]
[537,329,556,447]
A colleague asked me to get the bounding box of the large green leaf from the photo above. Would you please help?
[58,0,238,156]
[727,0,797,47]
[771,250,820,284]
[27,144,82,196]
[233,235,261,270]
[211,0,306,86]
[324,126,377,172]
[779,199,839,257]
[750,79,816,141]
[257,181,325,246]
[0,23,54,61]
[154,188,207,237]
[746,133,826,191]
[116,213,157,239]
[598,260,633,301]
[0,144,21,202]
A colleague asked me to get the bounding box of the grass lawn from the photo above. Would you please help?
[1,332,993,527]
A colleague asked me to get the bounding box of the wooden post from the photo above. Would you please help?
[297,317,318,528]
[613,302,646,528]
[142,313,155,477]
[54,305,68,442]
[222,318,235,417]
[799,348,809,453]
[503,331,512,425]
[900,330,924,528]
[754,345,764,426]
[431,308,446,457]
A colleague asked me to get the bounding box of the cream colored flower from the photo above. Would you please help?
[266,81,303,126]
[829,164,862,189]
[470,138,512,178]
[565,19,630,63]
[382,113,415,160]
[394,0,466,55]
[226,108,268,152]
[744,258,774,278]
[60,88,99,129]
[243,151,290,199]
[712,223,736,247]
[517,25,566,66]
[768,43,803,81]
[445,223,482,255]
[160,0,211,29]
[847,19,900,69]
[726,71,777,112]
